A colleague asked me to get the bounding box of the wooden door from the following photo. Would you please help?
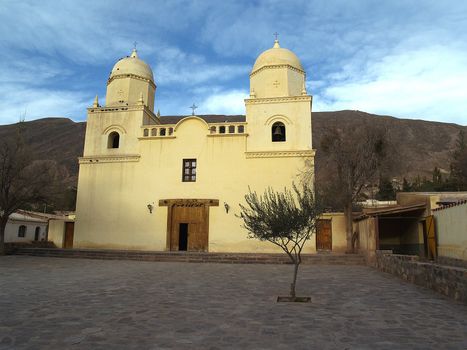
[170,204,208,252]
[64,222,74,249]
[316,219,332,251]
[424,216,437,259]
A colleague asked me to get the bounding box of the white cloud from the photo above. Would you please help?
[199,90,248,115]
[314,45,467,125]
[0,86,90,125]
[153,48,249,85]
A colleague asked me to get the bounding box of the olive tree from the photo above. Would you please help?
[238,183,322,300]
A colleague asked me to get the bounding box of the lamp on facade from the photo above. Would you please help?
[224,202,230,214]
[147,203,154,214]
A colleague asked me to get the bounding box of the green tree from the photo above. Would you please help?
[450,130,467,190]
[377,177,396,200]
[402,177,412,192]
[238,183,322,299]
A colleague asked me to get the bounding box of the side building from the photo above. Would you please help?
[74,40,317,253]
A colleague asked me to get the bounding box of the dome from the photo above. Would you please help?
[109,49,154,81]
[251,40,304,74]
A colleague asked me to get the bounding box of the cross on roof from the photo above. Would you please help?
[133,41,138,50]
[274,32,279,41]
[189,103,198,115]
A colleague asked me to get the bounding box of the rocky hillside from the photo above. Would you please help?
[313,110,466,178]
[1,111,465,186]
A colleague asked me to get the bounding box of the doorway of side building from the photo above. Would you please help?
[316,219,332,251]
[64,222,74,249]
[34,226,40,241]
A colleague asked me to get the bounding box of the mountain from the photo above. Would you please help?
[0,117,86,179]
[0,111,465,195]
[312,110,466,178]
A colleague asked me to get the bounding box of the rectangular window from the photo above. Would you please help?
[182,159,197,182]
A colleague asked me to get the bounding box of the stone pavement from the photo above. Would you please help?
[0,256,466,350]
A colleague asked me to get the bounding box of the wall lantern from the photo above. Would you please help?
[147,203,154,214]
[224,202,230,214]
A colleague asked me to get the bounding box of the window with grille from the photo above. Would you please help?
[182,159,197,182]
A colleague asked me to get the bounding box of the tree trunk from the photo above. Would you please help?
[344,202,354,253]
[290,261,300,298]
[0,216,8,256]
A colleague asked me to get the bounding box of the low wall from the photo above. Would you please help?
[375,251,467,303]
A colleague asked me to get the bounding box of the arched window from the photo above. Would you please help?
[108,132,120,148]
[18,225,27,238]
[272,122,286,142]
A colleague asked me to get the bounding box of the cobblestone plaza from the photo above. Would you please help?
[1,256,466,349]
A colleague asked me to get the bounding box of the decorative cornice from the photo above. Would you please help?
[87,105,145,114]
[79,154,140,164]
[250,64,305,77]
[245,95,312,105]
[245,150,315,159]
[107,74,156,89]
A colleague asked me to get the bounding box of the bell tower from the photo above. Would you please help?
[82,49,158,158]
[245,39,313,154]
[106,49,156,111]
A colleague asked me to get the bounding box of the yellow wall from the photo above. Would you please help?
[75,113,315,252]
[320,213,347,253]
[48,220,66,248]
[106,76,156,111]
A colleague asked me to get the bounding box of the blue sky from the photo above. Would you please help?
[1,0,467,125]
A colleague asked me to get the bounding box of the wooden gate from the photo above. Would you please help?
[316,219,332,251]
[424,215,437,259]
[64,222,74,249]
[159,199,219,252]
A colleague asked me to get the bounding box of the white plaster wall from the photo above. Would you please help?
[434,203,467,260]
[5,220,47,243]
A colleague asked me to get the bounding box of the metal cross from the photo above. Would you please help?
[133,41,138,50]
[189,103,198,115]
[274,32,279,41]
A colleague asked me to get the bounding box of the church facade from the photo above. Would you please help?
[74,40,317,253]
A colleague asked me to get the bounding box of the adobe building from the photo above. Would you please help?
[357,192,467,262]
[74,40,344,253]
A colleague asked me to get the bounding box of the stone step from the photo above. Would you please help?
[13,248,366,265]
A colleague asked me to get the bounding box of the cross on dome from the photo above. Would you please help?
[273,32,280,48]
[130,42,138,58]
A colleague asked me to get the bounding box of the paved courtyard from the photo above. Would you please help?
[0,256,466,350]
